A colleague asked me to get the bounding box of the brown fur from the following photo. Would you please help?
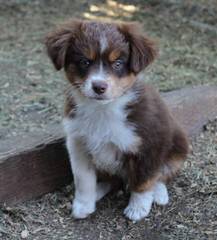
[123,85,189,191]
[45,19,189,194]
[118,22,158,73]
[45,20,81,70]
[109,50,121,62]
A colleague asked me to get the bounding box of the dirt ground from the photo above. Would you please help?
[0,0,217,239]
[1,120,217,240]
[0,0,217,140]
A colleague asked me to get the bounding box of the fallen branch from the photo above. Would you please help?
[189,20,217,34]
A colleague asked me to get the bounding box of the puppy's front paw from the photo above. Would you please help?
[72,199,95,219]
[124,191,154,221]
[153,182,169,205]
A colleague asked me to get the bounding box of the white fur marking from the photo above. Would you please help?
[96,182,111,201]
[124,191,154,221]
[153,182,169,205]
[63,90,139,175]
[63,88,141,218]
[72,198,95,219]
[65,137,97,219]
[82,62,109,97]
[100,34,108,53]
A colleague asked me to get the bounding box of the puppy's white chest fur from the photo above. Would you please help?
[63,92,140,174]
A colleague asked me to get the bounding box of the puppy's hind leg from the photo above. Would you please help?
[96,182,111,201]
[153,182,169,205]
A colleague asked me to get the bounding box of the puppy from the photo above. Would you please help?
[45,20,189,221]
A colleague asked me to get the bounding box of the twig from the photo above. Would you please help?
[189,20,217,34]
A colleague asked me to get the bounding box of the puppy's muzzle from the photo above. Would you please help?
[92,81,108,95]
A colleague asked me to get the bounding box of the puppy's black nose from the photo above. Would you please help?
[92,81,108,95]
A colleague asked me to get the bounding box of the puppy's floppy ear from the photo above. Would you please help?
[45,20,81,70]
[118,22,157,74]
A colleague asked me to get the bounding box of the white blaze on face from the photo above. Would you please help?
[82,62,110,98]
[80,33,112,99]
[100,33,108,53]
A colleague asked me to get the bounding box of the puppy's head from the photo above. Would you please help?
[45,20,157,101]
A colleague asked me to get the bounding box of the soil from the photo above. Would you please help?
[0,0,217,140]
[0,0,217,239]
[1,120,217,240]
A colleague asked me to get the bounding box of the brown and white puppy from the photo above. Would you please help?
[45,20,189,221]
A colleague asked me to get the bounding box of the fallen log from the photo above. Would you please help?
[0,85,217,204]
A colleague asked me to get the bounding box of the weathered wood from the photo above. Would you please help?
[0,85,217,204]
[0,138,71,204]
[162,85,217,137]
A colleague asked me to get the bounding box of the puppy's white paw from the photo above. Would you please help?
[124,191,154,221]
[153,182,169,205]
[72,198,95,219]
[96,182,111,201]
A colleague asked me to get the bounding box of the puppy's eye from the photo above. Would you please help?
[112,59,124,70]
[79,58,91,69]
